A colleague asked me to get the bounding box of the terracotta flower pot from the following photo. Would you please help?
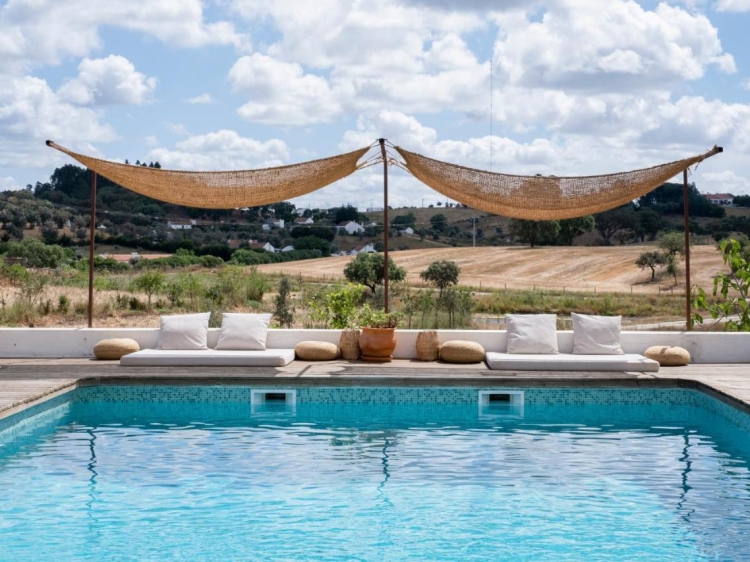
[359,327,397,363]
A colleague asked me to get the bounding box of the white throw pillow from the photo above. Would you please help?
[572,313,624,355]
[215,313,272,350]
[506,314,558,354]
[157,312,211,350]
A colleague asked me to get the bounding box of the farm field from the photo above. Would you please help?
[257,244,727,294]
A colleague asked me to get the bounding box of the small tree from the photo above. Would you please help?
[165,278,186,308]
[273,276,295,328]
[635,251,666,282]
[693,238,750,330]
[665,254,680,284]
[658,232,686,258]
[420,260,460,298]
[557,216,595,246]
[343,253,406,294]
[508,219,560,247]
[131,271,165,308]
[430,213,448,233]
[324,284,366,328]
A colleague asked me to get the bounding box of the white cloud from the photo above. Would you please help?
[699,170,750,193]
[184,93,213,104]
[0,76,116,169]
[146,130,289,170]
[58,55,156,106]
[715,0,750,11]
[492,1,736,92]
[0,176,22,191]
[229,54,341,125]
[0,0,247,74]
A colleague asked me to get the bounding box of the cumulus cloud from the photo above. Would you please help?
[58,55,156,106]
[715,0,750,11]
[0,75,116,169]
[184,93,213,104]
[229,54,341,125]
[492,1,736,92]
[0,176,22,191]
[0,0,247,74]
[699,170,750,193]
[146,130,289,170]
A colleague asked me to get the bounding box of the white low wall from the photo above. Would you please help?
[1,328,748,364]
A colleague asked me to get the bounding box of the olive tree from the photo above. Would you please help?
[343,252,406,294]
[419,260,460,298]
[635,251,666,282]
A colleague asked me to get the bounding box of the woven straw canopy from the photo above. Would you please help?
[48,140,722,217]
[395,145,723,220]
[47,141,370,209]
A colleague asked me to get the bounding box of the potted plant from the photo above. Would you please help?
[357,305,401,363]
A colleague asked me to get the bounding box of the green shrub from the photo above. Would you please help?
[57,294,70,314]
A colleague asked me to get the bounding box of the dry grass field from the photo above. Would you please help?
[258,244,727,294]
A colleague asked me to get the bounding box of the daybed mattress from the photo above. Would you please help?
[120,349,295,367]
[484,352,660,372]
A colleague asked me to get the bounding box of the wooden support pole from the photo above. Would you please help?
[88,170,97,328]
[683,169,692,331]
[379,139,389,313]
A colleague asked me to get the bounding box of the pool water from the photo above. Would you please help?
[1,386,750,561]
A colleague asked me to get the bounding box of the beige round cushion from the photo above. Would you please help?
[644,345,690,366]
[439,340,485,364]
[94,338,140,360]
[295,341,340,361]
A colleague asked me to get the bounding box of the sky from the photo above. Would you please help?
[0,0,749,210]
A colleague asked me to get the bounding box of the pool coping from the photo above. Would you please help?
[1,360,749,423]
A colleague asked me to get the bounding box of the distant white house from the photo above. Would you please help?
[349,243,375,255]
[262,224,271,231]
[337,221,365,235]
[249,242,276,253]
[403,227,414,235]
[705,193,734,206]
[167,220,193,230]
[281,245,295,252]
[294,217,314,226]
[265,218,285,229]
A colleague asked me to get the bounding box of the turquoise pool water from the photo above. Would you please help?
[1,386,750,561]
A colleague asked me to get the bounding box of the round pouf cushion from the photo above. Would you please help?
[439,340,485,364]
[94,338,140,360]
[295,341,340,361]
[644,345,690,366]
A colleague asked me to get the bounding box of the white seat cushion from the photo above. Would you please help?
[120,349,295,367]
[485,352,659,372]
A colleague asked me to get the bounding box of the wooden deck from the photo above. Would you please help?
[1,359,749,421]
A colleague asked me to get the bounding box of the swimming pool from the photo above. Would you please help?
[1,385,750,561]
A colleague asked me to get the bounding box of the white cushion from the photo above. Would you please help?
[215,313,272,350]
[572,313,624,355]
[121,349,294,367]
[157,312,210,350]
[485,352,659,372]
[506,314,558,354]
